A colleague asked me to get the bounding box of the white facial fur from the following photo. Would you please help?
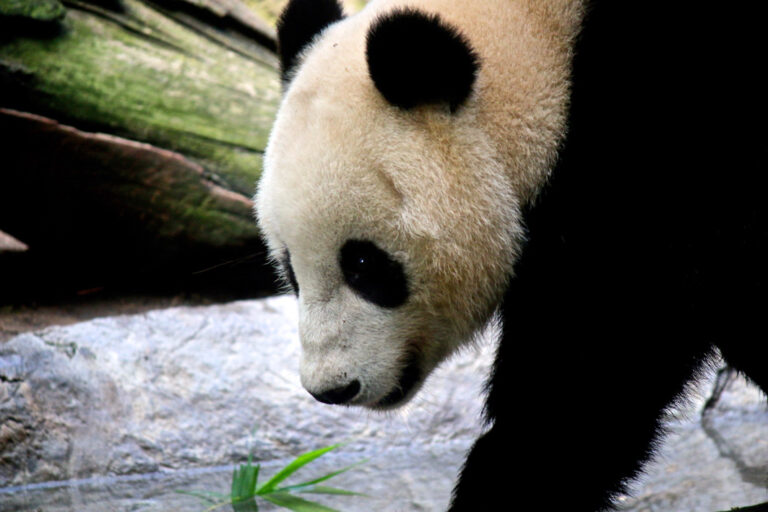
[256,0,582,408]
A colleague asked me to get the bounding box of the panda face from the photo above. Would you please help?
[257,26,520,408]
[257,0,577,408]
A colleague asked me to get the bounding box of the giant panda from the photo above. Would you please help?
[255,0,768,510]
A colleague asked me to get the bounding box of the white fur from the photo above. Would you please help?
[256,0,583,408]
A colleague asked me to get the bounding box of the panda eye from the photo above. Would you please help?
[340,240,408,308]
[280,249,299,294]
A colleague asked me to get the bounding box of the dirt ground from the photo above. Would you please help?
[0,292,232,343]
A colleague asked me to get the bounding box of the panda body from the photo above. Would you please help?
[256,0,768,510]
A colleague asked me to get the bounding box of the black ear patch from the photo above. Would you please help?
[366,9,480,112]
[276,0,345,85]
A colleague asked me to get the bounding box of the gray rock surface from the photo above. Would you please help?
[0,296,493,511]
[618,372,768,512]
[1,295,766,511]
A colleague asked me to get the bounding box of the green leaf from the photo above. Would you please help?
[256,445,341,495]
[262,492,340,512]
[232,461,260,501]
[297,486,367,496]
[231,498,260,512]
[275,460,368,493]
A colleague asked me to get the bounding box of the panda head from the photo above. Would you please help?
[257,0,565,409]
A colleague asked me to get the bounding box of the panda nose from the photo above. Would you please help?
[309,380,361,405]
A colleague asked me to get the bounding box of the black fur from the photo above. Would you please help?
[340,239,409,308]
[366,9,479,112]
[276,0,344,85]
[450,1,767,510]
[281,249,299,294]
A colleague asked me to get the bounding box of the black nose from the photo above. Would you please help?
[309,380,361,405]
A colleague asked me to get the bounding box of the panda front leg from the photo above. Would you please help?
[450,404,664,511]
[710,269,768,396]
[449,284,716,511]
[450,357,711,510]
[717,334,768,398]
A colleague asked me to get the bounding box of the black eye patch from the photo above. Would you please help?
[339,240,408,308]
[281,249,299,294]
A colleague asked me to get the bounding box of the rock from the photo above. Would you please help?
[0,295,493,511]
[0,295,766,511]
[617,371,768,512]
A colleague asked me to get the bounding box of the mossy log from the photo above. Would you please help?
[1,0,280,195]
[0,0,283,300]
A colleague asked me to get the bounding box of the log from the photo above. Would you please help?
[0,0,283,300]
[0,0,66,22]
[0,0,280,196]
[0,109,276,300]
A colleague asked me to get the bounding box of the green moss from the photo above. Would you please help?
[0,0,66,21]
[344,0,367,13]
[0,0,280,192]
[241,0,283,25]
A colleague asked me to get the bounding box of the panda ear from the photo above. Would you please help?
[277,0,345,86]
[366,9,480,112]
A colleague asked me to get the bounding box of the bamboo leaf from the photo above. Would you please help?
[262,492,340,512]
[231,497,260,512]
[297,486,367,496]
[256,445,340,495]
[232,462,260,501]
[275,460,367,493]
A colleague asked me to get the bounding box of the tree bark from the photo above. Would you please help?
[0,0,282,301]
